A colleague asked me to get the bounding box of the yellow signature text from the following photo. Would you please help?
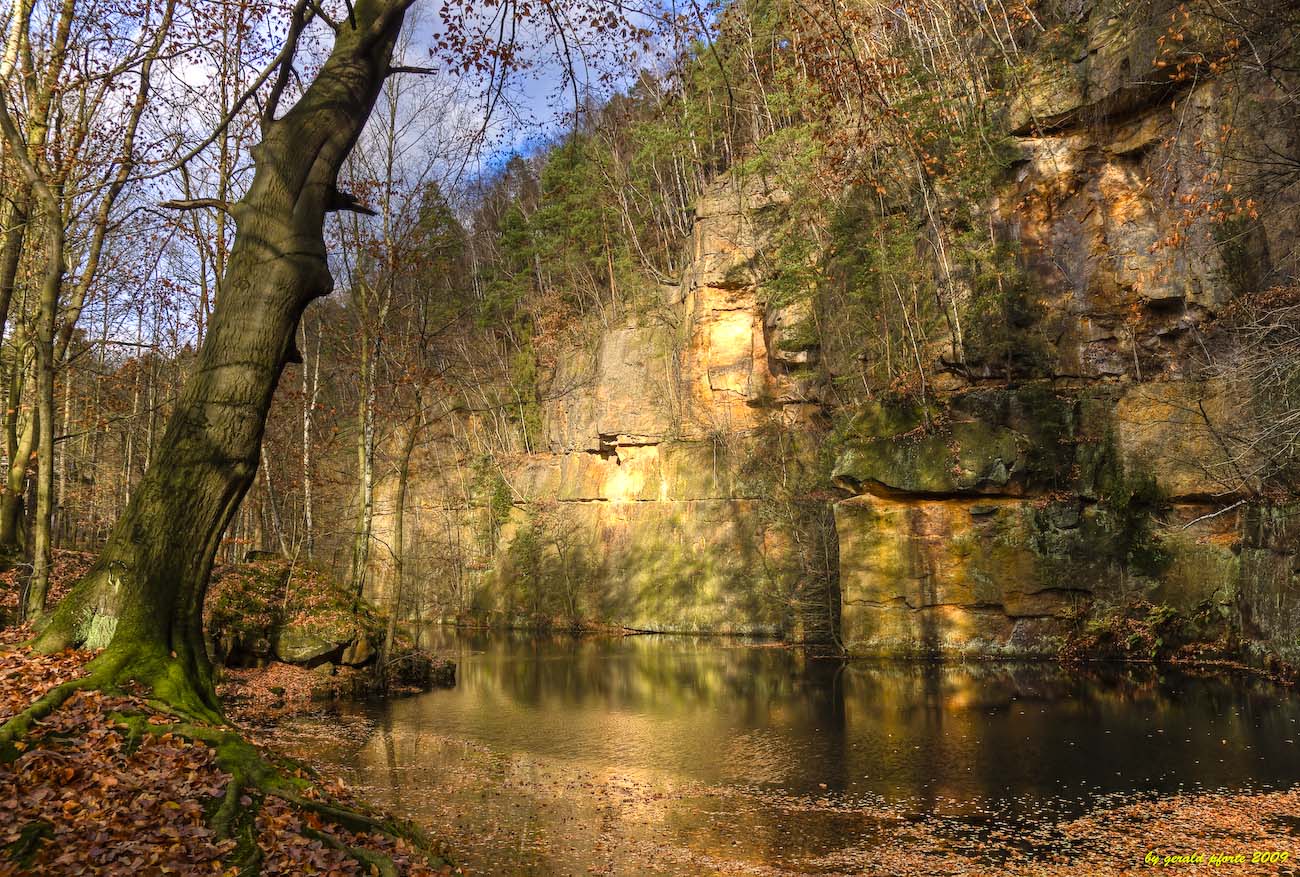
[1145,851,1291,867]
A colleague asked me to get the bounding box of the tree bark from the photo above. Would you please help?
[380,419,419,670]
[0,195,27,339]
[0,356,34,551]
[301,318,321,559]
[25,210,64,619]
[35,0,416,720]
[350,333,378,596]
[55,347,73,545]
[260,446,289,556]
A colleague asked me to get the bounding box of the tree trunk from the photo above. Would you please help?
[34,0,415,721]
[87,299,108,541]
[260,446,289,556]
[350,333,377,596]
[24,211,64,619]
[381,420,418,671]
[56,348,73,546]
[0,195,27,339]
[0,355,35,551]
[301,319,319,559]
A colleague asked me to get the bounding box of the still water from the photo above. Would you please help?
[281,631,1300,875]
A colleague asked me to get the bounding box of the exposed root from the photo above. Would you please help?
[0,676,97,754]
[2,643,452,873]
[0,648,131,754]
[210,764,249,839]
[304,826,400,877]
[280,789,426,841]
[133,716,441,865]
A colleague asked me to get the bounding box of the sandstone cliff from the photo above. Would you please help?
[366,0,1300,667]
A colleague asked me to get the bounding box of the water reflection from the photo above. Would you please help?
[284,631,1300,875]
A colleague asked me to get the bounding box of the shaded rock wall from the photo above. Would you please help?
[831,383,1260,657]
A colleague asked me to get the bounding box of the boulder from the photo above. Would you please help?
[272,624,350,665]
[340,636,376,667]
[388,651,457,689]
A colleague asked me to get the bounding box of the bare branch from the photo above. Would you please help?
[160,198,236,215]
[262,0,313,134]
[1179,500,1248,530]
[387,64,439,76]
[327,189,379,216]
[305,1,340,31]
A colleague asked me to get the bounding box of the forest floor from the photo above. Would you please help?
[0,549,93,625]
[0,629,460,875]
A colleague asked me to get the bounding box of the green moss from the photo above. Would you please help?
[832,394,1029,494]
[206,557,380,666]
[471,457,514,552]
[3,820,53,869]
[722,262,752,289]
[1103,469,1171,578]
[961,243,1052,378]
[830,386,1113,498]
[1022,461,1171,589]
[1061,599,1237,663]
[1212,215,1267,298]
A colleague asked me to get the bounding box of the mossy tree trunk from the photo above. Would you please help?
[31,0,417,720]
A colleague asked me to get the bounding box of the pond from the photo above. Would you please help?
[280,631,1300,875]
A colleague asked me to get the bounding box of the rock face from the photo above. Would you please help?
[272,623,357,665]
[368,175,829,638]
[817,0,1297,663]
[997,2,1298,386]
[831,383,1253,657]
[367,0,1299,666]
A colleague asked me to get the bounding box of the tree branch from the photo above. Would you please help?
[160,198,236,215]
[326,189,378,216]
[261,0,313,134]
[386,64,439,76]
[1179,499,1248,530]
[305,1,339,31]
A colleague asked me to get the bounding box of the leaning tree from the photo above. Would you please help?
[0,5,448,858]
[1,0,661,724]
[5,0,421,727]
[0,0,659,865]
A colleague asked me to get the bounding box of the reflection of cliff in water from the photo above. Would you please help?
[345,632,1300,807]
[281,633,1300,876]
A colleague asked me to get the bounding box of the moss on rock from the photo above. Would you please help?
[206,557,381,669]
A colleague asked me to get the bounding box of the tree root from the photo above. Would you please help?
[210,762,250,839]
[280,790,404,837]
[0,648,133,755]
[304,826,400,877]
[2,647,449,872]
[0,676,98,755]
[134,717,443,868]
